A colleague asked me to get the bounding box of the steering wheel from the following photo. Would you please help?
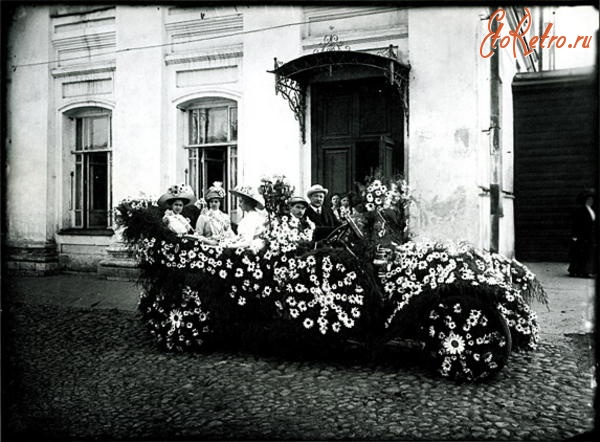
[323,216,365,245]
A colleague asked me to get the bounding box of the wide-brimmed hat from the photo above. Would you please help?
[158,184,197,208]
[288,196,309,207]
[230,185,265,210]
[307,184,328,198]
[204,181,226,201]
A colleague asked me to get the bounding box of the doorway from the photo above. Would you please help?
[311,77,404,195]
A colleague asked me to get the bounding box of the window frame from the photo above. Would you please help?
[68,108,113,230]
[183,98,238,212]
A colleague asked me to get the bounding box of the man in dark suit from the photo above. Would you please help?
[305,184,340,240]
[568,189,596,277]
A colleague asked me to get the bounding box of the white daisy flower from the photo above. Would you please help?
[169,310,183,329]
[443,332,466,355]
[303,318,314,329]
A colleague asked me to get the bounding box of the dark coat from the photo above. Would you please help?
[305,205,340,228]
[572,206,595,242]
[568,205,596,276]
[306,205,340,241]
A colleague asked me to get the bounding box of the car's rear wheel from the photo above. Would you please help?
[419,295,512,381]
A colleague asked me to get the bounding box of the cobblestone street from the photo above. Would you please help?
[3,264,597,441]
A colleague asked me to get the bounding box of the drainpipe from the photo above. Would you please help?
[489,7,503,253]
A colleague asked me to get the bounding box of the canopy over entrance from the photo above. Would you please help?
[268,46,410,142]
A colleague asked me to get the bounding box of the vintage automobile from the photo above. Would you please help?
[116,180,546,382]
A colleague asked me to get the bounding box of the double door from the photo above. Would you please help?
[311,77,403,194]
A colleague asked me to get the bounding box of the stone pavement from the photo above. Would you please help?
[3,262,597,441]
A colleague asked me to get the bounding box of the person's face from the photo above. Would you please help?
[341,196,350,207]
[171,200,184,214]
[309,192,325,207]
[331,195,340,207]
[290,203,306,218]
[239,197,255,212]
[586,196,594,207]
[208,198,221,210]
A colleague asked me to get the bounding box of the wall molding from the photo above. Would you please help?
[51,62,116,79]
[165,13,242,37]
[52,30,116,51]
[165,44,243,67]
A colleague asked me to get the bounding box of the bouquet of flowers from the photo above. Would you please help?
[259,175,295,219]
[114,194,165,244]
[355,174,412,248]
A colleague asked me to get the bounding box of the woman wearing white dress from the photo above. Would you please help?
[226,185,266,251]
[195,182,234,245]
[158,184,197,236]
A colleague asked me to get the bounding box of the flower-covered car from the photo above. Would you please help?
[116,177,547,382]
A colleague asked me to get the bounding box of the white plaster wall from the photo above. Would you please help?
[407,7,489,246]
[239,6,303,189]
[6,6,52,244]
[112,6,165,202]
[498,44,517,257]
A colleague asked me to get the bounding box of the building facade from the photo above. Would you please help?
[5,4,530,274]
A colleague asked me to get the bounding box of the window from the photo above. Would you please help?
[70,109,112,229]
[185,98,237,211]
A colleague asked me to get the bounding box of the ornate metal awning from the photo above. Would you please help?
[268,45,411,143]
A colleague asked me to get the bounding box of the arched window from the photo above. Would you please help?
[182,97,237,211]
[64,106,112,229]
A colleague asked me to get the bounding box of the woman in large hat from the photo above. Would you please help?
[226,185,267,251]
[195,182,234,245]
[158,184,197,236]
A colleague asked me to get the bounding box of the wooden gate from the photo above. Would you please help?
[513,68,597,261]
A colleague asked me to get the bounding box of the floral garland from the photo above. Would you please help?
[137,236,276,306]
[264,215,315,255]
[422,299,510,381]
[115,179,546,382]
[139,285,213,351]
[273,251,367,336]
[379,240,544,351]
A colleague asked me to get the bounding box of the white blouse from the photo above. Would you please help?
[227,210,266,251]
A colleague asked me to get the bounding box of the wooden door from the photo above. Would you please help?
[311,78,403,194]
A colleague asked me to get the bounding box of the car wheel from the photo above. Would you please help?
[419,295,512,382]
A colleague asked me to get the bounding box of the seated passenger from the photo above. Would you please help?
[195,182,235,245]
[225,185,267,251]
[288,196,315,231]
[330,193,342,222]
[305,184,340,241]
[158,185,197,236]
[339,192,357,220]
